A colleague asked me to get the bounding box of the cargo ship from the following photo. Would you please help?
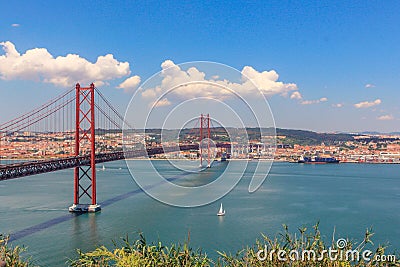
[298,155,340,164]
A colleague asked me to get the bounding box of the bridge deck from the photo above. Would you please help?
[0,144,210,180]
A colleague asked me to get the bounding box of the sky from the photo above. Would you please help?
[0,0,399,133]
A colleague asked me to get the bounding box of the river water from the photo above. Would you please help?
[0,160,399,266]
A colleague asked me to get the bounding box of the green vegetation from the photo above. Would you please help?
[146,127,356,146]
[70,223,399,267]
[2,224,399,266]
[275,129,354,146]
[0,234,34,267]
[69,233,209,267]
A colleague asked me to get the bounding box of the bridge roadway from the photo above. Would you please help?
[0,143,231,181]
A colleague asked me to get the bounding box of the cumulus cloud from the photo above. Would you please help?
[377,114,394,121]
[141,60,298,101]
[241,66,297,96]
[290,91,302,99]
[0,41,131,87]
[291,91,328,105]
[354,99,381,108]
[153,98,172,107]
[365,83,375,88]
[117,75,141,93]
[300,97,328,105]
[11,24,20,27]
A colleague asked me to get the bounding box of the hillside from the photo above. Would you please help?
[139,127,355,146]
[276,128,354,146]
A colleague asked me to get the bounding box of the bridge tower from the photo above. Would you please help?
[69,83,101,212]
[199,114,212,168]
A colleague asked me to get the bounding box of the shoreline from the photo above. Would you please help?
[1,158,400,164]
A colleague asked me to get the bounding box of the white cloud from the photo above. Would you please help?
[354,99,381,108]
[300,97,328,105]
[291,91,327,105]
[153,98,172,107]
[332,103,343,108]
[0,41,131,87]
[300,100,313,105]
[118,75,141,93]
[365,83,375,88]
[141,60,298,101]
[290,91,302,99]
[142,87,159,99]
[241,66,297,96]
[377,114,394,121]
[11,24,20,27]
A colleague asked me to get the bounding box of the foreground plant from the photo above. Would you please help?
[217,222,399,267]
[69,233,211,267]
[0,234,34,267]
[5,222,399,266]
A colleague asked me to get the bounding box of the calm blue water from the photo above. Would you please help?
[0,161,399,266]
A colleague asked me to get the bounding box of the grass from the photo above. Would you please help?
[0,234,34,267]
[69,233,210,267]
[70,223,399,267]
[216,223,399,267]
[2,223,399,266]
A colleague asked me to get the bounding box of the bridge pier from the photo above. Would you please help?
[69,203,101,212]
[69,83,101,213]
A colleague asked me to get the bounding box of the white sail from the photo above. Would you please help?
[217,203,225,216]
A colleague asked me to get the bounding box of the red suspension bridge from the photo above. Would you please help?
[0,84,229,212]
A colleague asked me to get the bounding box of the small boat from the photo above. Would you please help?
[102,165,106,171]
[217,203,225,216]
[298,155,339,164]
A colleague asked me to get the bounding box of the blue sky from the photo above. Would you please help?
[0,0,399,132]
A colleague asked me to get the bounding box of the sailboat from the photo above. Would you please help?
[217,203,225,216]
[102,165,105,171]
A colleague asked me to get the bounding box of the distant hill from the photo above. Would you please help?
[275,128,354,146]
[112,127,356,146]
